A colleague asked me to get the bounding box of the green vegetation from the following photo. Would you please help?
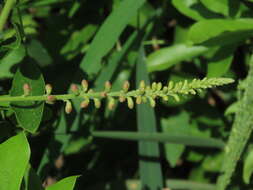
[0,0,253,190]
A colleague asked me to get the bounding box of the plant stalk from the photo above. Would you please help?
[217,55,253,189]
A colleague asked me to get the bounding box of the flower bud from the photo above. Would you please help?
[148,97,156,108]
[157,82,162,91]
[71,84,79,95]
[151,82,157,91]
[162,86,168,93]
[23,83,31,96]
[127,97,134,109]
[45,84,52,95]
[123,81,130,92]
[119,96,126,102]
[105,81,111,92]
[139,80,145,92]
[65,100,72,114]
[168,81,173,90]
[162,95,169,101]
[81,79,88,92]
[172,94,180,102]
[108,98,115,110]
[80,98,90,108]
[136,96,142,104]
[94,98,101,108]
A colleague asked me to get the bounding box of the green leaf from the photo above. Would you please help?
[147,44,208,73]
[46,176,79,190]
[0,133,30,190]
[199,0,240,17]
[243,148,253,184]
[188,19,253,46]
[202,153,223,172]
[171,0,221,21]
[0,44,26,78]
[27,39,52,67]
[162,111,190,167]
[10,60,45,133]
[79,0,146,75]
[136,46,163,189]
[92,131,225,149]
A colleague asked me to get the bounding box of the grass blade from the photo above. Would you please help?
[92,131,225,149]
[79,0,146,75]
[135,46,163,190]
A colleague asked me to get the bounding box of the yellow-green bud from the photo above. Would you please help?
[65,100,72,114]
[162,86,168,93]
[119,96,126,102]
[168,81,173,90]
[172,94,180,102]
[23,83,31,96]
[105,81,111,92]
[148,97,156,107]
[108,98,115,110]
[123,81,130,92]
[162,95,169,101]
[45,84,52,95]
[151,82,157,91]
[142,96,147,103]
[136,96,142,104]
[94,98,101,108]
[157,82,162,91]
[139,80,145,92]
[81,79,88,92]
[127,97,134,109]
[80,99,89,108]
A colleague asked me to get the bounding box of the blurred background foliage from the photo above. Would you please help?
[1,0,253,189]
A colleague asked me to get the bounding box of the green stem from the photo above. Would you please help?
[216,55,253,189]
[0,0,16,32]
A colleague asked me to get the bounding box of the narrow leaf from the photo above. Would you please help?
[188,19,253,46]
[92,131,225,149]
[147,44,208,72]
[136,47,163,189]
[79,0,145,75]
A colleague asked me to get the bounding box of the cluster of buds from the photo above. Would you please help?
[37,77,234,114]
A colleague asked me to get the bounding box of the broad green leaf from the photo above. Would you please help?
[27,39,52,67]
[10,60,45,133]
[188,19,253,46]
[136,47,163,189]
[79,0,146,75]
[199,0,240,17]
[162,111,190,167]
[46,176,79,190]
[0,133,30,190]
[0,45,25,78]
[92,131,225,149]
[147,44,208,73]
[243,148,253,184]
[171,0,221,21]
